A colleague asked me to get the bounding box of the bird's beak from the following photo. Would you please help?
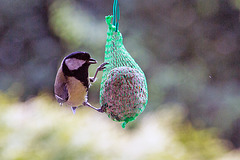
[88,58,97,64]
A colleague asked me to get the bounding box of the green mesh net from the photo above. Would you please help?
[100,15,148,128]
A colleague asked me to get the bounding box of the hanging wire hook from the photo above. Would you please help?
[112,0,120,32]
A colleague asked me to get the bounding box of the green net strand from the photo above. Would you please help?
[112,0,120,32]
[100,15,148,128]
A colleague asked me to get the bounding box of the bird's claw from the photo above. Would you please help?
[83,101,106,113]
[90,62,109,83]
[90,77,95,83]
[97,105,106,113]
[97,62,109,71]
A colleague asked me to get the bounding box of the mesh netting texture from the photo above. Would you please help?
[100,15,148,128]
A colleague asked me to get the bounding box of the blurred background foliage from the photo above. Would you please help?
[0,94,239,160]
[0,0,240,159]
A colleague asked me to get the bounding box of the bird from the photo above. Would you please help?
[54,51,108,114]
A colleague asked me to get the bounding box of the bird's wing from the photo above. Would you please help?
[55,83,68,103]
[54,66,69,103]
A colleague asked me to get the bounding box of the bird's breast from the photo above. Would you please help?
[66,77,88,107]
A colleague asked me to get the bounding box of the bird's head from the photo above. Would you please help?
[62,51,97,76]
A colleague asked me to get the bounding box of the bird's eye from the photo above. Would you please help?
[65,58,86,70]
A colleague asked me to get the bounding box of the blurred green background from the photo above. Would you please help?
[0,0,240,159]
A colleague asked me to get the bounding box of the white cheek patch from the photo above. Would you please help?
[65,58,86,70]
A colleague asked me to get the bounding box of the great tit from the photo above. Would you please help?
[54,51,108,114]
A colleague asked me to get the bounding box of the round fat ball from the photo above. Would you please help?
[101,67,147,127]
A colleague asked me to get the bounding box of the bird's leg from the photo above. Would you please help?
[71,107,77,114]
[83,101,105,113]
[90,62,108,83]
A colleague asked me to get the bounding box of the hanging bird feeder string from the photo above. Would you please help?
[112,0,120,32]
